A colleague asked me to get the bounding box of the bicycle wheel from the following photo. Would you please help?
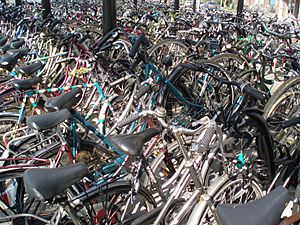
[142,136,192,194]
[72,182,157,225]
[0,169,49,224]
[148,39,189,76]
[3,133,116,175]
[0,113,19,146]
[160,61,234,126]
[187,175,263,225]
[263,76,300,155]
[0,169,25,218]
[211,53,250,79]
[76,27,103,50]
[264,76,300,120]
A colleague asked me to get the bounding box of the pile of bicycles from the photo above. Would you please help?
[1,1,300,225]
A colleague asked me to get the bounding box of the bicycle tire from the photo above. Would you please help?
[72,181,157,225]
[263,75,300,119]
[263,75,300,157]
[148,39,190,75]
[159,60,234,126]
[211,52,250,79]
[187,174,263,225]
[0,113,20,146]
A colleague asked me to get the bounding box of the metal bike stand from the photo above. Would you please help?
[42,0,51,18]
[15,0,21,6]
[103,0,117,35]
[174,0,179,10]
[237,0,244,15]
[193,0,196,11]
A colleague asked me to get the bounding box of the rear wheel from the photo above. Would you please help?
[211,53,250,79]
[148,39,189,76]
[0,114,19,147]
[191,177,263,225]
[161,61,234,126]
[263,76,300,157]
[73,182,157,225]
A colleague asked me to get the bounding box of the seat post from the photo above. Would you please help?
[141,156,167,202]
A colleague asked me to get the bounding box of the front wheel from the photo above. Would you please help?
[187,175,263,225]
[160,61,234,126]
[72,182,157,225]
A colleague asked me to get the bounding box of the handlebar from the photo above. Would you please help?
[259,20,299,39]
[180,63,267,101]
[118,107,212,135]
[129,32,150,58]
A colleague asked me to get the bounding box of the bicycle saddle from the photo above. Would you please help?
[0,54,18,70]
[11,76,42,90]
[16,61,44,75]
[44,87,83,112]
[10,39,25,49]
[0,44,10,53]
[0,49,29,70]
[27,108,71,131]
[0,35,8,47]
[107,128,162,156]
[0,78,9,84]
[0,40,26,54]
[216,186,290,225]
[7,48,29,59]
[24,162,88,201]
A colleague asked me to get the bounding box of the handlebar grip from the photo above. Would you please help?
[149,15,159,23]
[180,63,201,71]
[295,30,300,39]
[282,117,300,128]
[118,113,141,127]
[78,34,91,44]
[242,84,266,101]
[94,32,112,52]
[129,33,145,58]
[57,33,76,48]
[134,85,151,101]
[197,126,215,153]
[49,19,60,30]
[39,18,51,28]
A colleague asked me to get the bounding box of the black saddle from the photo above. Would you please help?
[107,128,162,156]
[10,39,25,49]
[45,87,83,112]
[0,35,8,47]
[16,61,44,75]
[27,109,71,131]
[24,163,88,201]
[0,39,25,54]
[0,44,10,53]
[0,49,29,70]
[11,76,42,90]
[0,78,9,83]
[7,48,29,59]
[216,186,290,225]
[0,54,17,70]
